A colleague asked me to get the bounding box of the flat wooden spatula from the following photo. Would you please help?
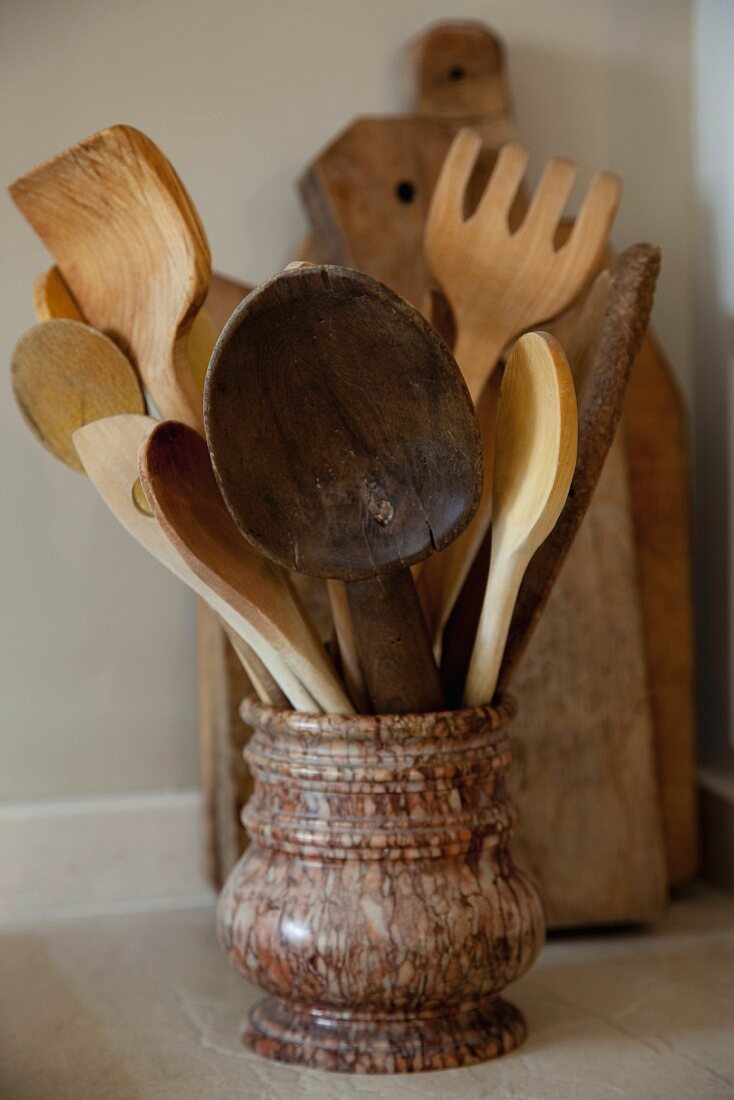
[205,265,483,714]
[9,124,211,431]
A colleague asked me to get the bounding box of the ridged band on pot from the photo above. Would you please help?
[218,697,545,1074]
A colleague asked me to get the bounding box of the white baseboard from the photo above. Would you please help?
[0,790,216,925]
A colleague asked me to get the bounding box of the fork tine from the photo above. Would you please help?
[427,128,483,234]
[473,143,529,223]
[521,157,576,239]
[560,171,622,269]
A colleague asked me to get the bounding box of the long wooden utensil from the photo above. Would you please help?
[442,244,661,700]
[464,332,577,706]
[73,414,317,711]
[138,420,352,716]
[10,124,211,431]
[496,244,662,689]
[11,319,146,472]
[425,129,621,403]
[418,130,620,648]
[205,265,482,714]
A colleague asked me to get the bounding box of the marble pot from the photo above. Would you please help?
[217,696,545,1074]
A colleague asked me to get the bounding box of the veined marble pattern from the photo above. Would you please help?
[218,698,545,1073]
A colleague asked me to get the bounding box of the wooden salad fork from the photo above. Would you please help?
[419,130,620,648]
[425,129,622,403]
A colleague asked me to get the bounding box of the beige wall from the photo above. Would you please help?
[0,0,693,799]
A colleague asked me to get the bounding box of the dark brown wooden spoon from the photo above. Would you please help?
[204,264,482,714]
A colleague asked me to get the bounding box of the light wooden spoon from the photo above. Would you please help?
[10,124,210,431]
[495,242,661,691]
[463,331,577,706]
[138,420,352,716]
[11,319,146,473]
[73,414,316,711]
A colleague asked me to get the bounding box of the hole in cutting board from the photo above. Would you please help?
[395,181,416,204]
[448,65,466,81]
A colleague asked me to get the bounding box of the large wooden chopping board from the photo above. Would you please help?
[296,20,670,925]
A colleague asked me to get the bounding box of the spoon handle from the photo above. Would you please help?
[219,621,290,709]
[346,570,444,715]
[463,551,522,708]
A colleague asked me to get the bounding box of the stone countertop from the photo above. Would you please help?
[1,886,733,1099]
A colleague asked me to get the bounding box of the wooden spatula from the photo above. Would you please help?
[205,265,482,714]
[73,414,315,711]
[11,319,146,472]
[464,332,577,706]
[138,420,351,716]
[9,124,211,431]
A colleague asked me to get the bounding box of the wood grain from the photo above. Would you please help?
[33,266,83,322]
[411,19,514,148]
[10,124,211,431]
[11,318,146,473]
[623,331,698,885]
[205,265,481,713]
[196,600,253,886]
[138,420,351,715]
[73,414,318,713]
[409,16,695,889]
[508,426,668,926]
[295,22,670,921]
[497,243,661,690]
[425,129,621,403]
[300,117,455,308]
[464,333,578,706]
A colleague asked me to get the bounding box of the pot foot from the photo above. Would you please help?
[243,995,527,1074]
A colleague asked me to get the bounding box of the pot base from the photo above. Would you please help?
[243,995,527,1074]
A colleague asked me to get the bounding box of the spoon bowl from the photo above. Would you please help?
[205,265,483,713]
[11,318,146,472]
[463,331,577,706]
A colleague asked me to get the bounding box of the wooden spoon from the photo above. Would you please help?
[138,420,352,716]
[463,331,577,706]
[205,265,482,714]
[73,414,316,711]
[495,242,661,691]
[9,124,210,431]
[11,319,146,473]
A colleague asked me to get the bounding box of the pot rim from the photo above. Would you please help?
[240,694,517,745]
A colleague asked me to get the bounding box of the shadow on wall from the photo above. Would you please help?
[693,198,732,770]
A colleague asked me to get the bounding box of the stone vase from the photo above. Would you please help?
[217,696,544,1074]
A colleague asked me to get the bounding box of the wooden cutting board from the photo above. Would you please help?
[414,20,697,891]
[296,21,671,925]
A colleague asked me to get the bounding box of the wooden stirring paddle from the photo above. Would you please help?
[73,414,315,711]
[463,332,577,707]
[9,124,210,431]
[11,319,146,472]
[138,420,351,716]
[205,265,482,715]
